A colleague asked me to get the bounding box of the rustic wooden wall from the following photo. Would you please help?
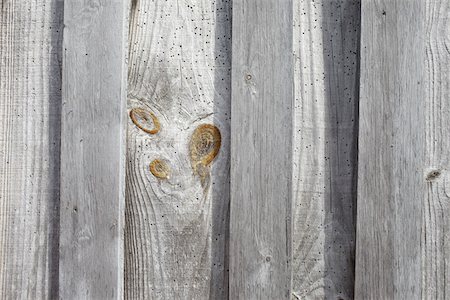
[59,0,128,298]
[292,1,360,299]
[0,1,62,298]
[422,0,450,297]
[354,0,450,298]
[230,0,293,299]
[124,0,361,298]
[355,0,425,298]
[1,0,450,299]
[125,0,231,298]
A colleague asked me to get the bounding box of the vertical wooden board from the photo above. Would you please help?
[355,0,425,298]
[292,1,360,299]
[0,1,62,298]
[59,1,127,298]
[125,0,231,299]
[423,0,450,298]
[230,1,293,299]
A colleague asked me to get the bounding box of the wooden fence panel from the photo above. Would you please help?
[0,1,63,298]
[125,1,231,298]
[355,0,425,298]
[59,1,128,298]
[423,0,450,298]
[2,0,450,298]
[292,1,360,298]
[229,1,293,299]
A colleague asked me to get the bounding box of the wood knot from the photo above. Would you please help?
[426,169,441,182]
[189,124,221,179]
[130,107,160,134]
[150,159,170,179]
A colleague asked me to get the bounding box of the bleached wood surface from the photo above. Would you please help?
[2,0,449,298]
[0,1,62,298]
[125,0,231,298]
[229,1,293,299]
[355,0,425,298]
[59,0,128,298]
[423,0,450,298]
[292,1,360,299]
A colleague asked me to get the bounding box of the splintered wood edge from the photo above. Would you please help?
[130,107,161,134]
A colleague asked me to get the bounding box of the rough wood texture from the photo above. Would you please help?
[0,1,62,298]
[229,1,293,299]
[59,1,127,298]
[355,0,425,298]
[125,0,231,298]
[423,0,450,298]
[292,1,360,299]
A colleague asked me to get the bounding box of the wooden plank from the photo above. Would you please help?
[124,1,231,298]
[423,0,450,298]
[59,1,127,298]
[355,0,425,298]
[292,1,360,299]
[0,1,63,298]
[229,1,293,299]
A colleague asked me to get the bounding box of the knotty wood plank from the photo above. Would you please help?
[59,1,127,298]
[125,1,231,298]
[229,1,293,299]
[355,0,425,298]
[422,0,450,298]
[292,1,360,299]
[0,1,63,298]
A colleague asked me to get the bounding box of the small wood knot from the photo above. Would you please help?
[426,169,441,181]
[150,159,170,179]
[189,124,221,179]
[130,107,161,134]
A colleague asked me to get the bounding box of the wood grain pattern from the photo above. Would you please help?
[229,1,293,299]
[59,0,127,298]
[423,0,450,298]
[124,0,231,298]
[292,1,360,299]
[0,1,62,298]
[355,0,425,298]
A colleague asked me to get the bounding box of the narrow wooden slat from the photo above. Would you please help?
[59,1,127,298]
[0,1,63,298]
[292,1,360,298]
[355,0,425,298]
[230,1,293,299]
[124,1,231,298]
[422,0,450,298]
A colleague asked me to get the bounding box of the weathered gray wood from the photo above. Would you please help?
[292,1,360,299]
[423,0,450,298]
[0,1,62,298]
[59,1,127,298]
[125,0,231,298]
[355,0,425,298]
[229,1,293,299]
